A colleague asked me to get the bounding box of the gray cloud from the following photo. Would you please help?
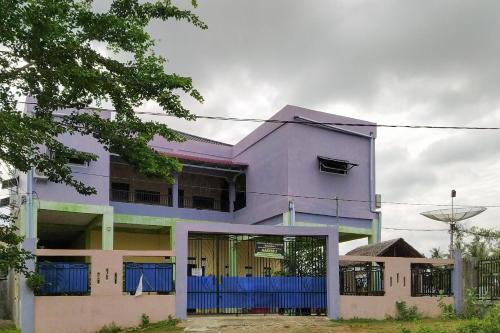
[141,0,500,254]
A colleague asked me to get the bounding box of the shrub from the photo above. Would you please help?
[457,302,500,333]
[395,301,421,321]
[25,273,44,292]
[96,322,121,333]
[399,324,450,333]
[437,294,455,319]
[166,315,179,326]
[461,288,493,319]
[140,313,150,328]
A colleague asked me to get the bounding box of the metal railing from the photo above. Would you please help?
[411,267,453,297]
[36,262,90,296]
[110,189,172,206]
[478,256,500,300]
[123,262,175,294]
[181,197,229,212]
[339,265,385,296]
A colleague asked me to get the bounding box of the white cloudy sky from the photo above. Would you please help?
[138,0,500,255]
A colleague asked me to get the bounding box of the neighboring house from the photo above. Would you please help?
[12,103,381,252]
[345,238,424,258]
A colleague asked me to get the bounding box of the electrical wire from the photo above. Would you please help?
[14,101,500,130]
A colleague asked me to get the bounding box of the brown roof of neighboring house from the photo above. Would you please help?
[345,238,424,258]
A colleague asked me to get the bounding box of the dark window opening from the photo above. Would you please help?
[318,156,358,175]
[111,182,130,202]
[68,156,88,166]
[192,196,215,210]
[234,174,246,211]
[135,189,160,204]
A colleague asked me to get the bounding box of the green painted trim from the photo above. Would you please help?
[39,200,112,215]
[113,226,170,234]
[102,214,113,250]
[369,218,380,244]
[113,213,225,227]
[338,225,373,236]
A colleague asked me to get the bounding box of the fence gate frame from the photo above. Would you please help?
[175,223,340,319]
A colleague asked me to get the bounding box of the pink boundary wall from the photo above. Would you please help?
[34,250,176,333]
[33,250,455,332]
[339,255,454,319]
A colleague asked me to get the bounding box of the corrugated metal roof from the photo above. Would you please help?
[177,131,232,147]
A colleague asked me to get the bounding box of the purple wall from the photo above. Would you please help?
[29,103,378,231]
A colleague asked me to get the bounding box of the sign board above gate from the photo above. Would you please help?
[255,242,284,260]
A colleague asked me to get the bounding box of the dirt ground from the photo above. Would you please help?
[179,315,460,333]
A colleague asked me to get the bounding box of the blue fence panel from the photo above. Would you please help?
[188,276,217,309]
[37,262,89,295]
[124,263,174,293]
[187,276,326,310]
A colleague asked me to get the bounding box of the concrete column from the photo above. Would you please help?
[368,218,380,244]
[172,173,179,208]
[170,224,177,282]
[229,180,236,212]
[20,238,36,333]
[101,210,114,250]
[228,239,238,276]
[453,249,463,314]
[175,226,188,319]
[327,226,340,320]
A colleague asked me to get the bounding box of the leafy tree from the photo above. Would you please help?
[455,226,500,258]
[0,0,206,276]
[0,0,207,195]
[430,247,447,259]
[0,214,35,276]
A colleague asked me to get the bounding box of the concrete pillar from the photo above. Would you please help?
[453,249,463,314]
[327,226,340,320]
[170,224,177,281]
[229,180,236,213]
[20,238,36,333]
[101,209,114,250]
[228,238,238,276]
[175,226,188,320]
[172,173,179,208]
[368,218,380,244]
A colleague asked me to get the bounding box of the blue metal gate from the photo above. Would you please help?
[187,234,327,315]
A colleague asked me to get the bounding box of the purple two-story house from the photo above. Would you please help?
[13,103,380,253]
[8,102,385,329]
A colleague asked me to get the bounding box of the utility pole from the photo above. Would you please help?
[21,167,35,333]
[450,189,456,258]
[288,199,295,226]
[334,197,339,226]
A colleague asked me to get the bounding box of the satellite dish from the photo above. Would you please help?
[420,206,487,224]
[420,190,486,257]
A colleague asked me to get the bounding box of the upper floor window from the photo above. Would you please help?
[318,156,358,175]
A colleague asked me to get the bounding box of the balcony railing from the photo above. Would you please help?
[111,189,171,206]
[111,189,230,212]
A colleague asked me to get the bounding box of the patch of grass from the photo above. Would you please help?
[127,316,181,333]
[126,321,181,333]
[330,318,473,333]
[0,326,20,333]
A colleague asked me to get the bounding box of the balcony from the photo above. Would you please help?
[110,188,230,212]
[109,156,246,217]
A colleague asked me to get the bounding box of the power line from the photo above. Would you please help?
[382,227,448,231]
[15,101,500,130]
[65,169,500,209]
